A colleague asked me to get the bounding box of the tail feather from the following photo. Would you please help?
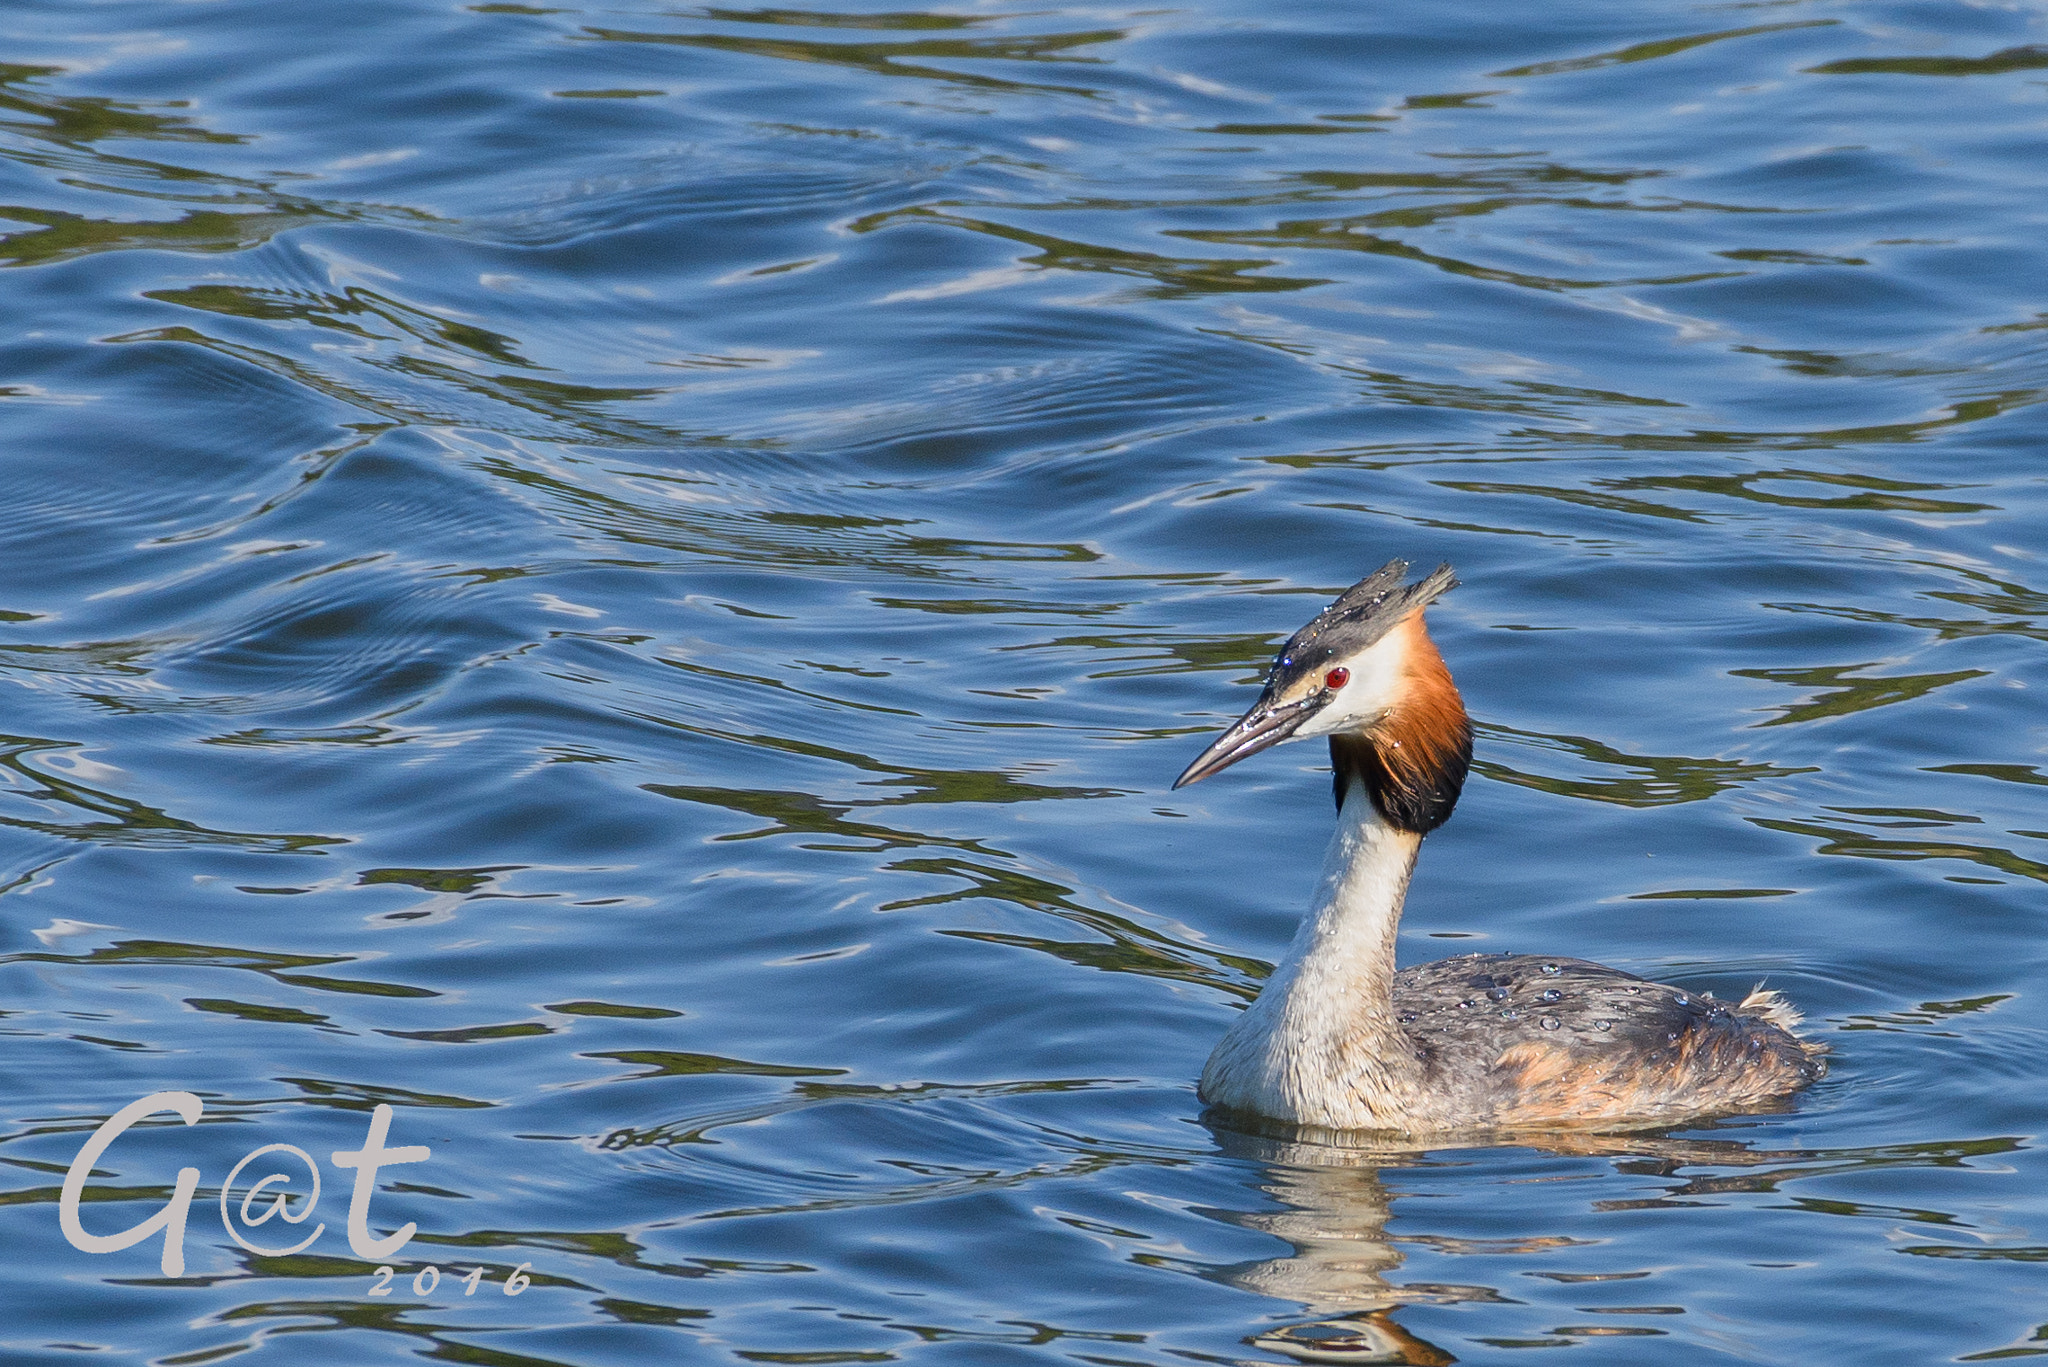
[1740,983,1830,1059]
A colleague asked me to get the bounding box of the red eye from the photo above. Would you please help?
[1324,667,1350,690]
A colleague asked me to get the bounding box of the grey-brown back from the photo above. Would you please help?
[1393,953,1825,1128]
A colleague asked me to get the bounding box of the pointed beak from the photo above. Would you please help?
[1172,689,1322,789]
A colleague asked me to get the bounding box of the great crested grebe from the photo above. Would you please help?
[1175,561,1825,1133]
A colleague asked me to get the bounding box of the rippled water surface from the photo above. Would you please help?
[3,0,2047,1360]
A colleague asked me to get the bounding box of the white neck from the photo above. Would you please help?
[1200,781,1424,1130]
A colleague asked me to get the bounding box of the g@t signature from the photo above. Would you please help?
[61,1091,429,1276]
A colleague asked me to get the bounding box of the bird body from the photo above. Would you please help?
[1178,561,1823,1134]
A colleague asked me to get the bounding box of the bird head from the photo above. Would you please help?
[1173,560,1471,833]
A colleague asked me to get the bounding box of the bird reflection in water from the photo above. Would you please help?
[1201,1120,1809,1364]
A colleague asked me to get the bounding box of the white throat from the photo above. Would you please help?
[1199,780,1423,1130]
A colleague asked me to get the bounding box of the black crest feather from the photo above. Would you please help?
[1268,560,1459,692]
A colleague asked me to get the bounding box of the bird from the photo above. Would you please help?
[1174,560,1825,1134]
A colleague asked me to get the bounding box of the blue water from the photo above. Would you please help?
[2,0,2046,1361]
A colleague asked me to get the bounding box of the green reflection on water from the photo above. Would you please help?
[1840,995,2011,1036]
[598,1296,713,1324]
[187,998,338,1029]
[854,206,1327,297]
[548,1000,685,1019]
[0,938,435,999]
[416,1224,812,1278]
[1808,45,2048,78]
[1490,19,1837,77]
[1607,468,1994,515]
[360,866,521,895]
[1926,764,2048,789]
[1174,220,1738,295]
[0,63,244,147]
[1731,663,1989,728]
[647,779,1013,854]
[1003,629,1280,680]
[1475,721,1816,807]
[888,852,1267,996]
[196,1295,594,1367]
[0,205,348,270]
[601,1077,1116,1150]
[383,1021,557,1044]
[148,283,533,366]
[0,65,437,271]
[277,1077,494,1110]
[1718,248,1867,267]
[587,1049,846,1080]
[1437,478,1708,522]
[580,23,1124,100]
[106,326,689,446]
[1751,816,2048,883]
